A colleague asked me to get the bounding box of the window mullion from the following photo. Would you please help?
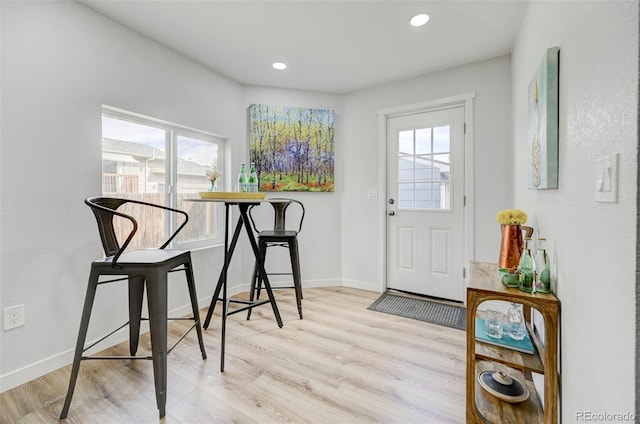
[166,129,176,241]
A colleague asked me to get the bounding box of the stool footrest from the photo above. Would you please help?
[81,321,199,358]
[82,355,153,360]
[253,285,295,290]
[224,299,272,316]
[82,321,130,353]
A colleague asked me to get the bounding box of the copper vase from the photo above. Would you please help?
[498,225,524,269]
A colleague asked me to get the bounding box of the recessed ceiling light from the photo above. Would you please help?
[410,13,430,27]
[272,62,287,70]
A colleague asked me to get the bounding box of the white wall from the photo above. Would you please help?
[341,55,513,290]
[0,0,243,390]
[512,1,637,420]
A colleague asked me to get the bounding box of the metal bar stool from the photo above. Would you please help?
[60,197,207,419]
[246,198,305,320]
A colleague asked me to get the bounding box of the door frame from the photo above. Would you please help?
[376,93,476,303]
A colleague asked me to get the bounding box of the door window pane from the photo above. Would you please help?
[415,128,431,154]
[398,156,414,182]
[433,126,450,153]
[414,157,431,181]
[398,130,414,155]
[415,182,431,209]
[398,183,414,209]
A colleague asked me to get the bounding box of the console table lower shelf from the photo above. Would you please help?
[474,361,544,423]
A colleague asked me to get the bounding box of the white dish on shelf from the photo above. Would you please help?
[477,371,530,403]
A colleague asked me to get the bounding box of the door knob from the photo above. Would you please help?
[388,211,395,216]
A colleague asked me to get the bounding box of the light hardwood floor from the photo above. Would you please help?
[0,287,466,423]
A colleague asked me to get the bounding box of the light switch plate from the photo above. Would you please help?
[595,154,618,203]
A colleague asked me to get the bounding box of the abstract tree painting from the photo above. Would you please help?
[249,104,335,192]
[528,47,559,189]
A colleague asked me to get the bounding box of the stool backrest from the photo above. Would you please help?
[85,197,188,266]
[248,198,305,234]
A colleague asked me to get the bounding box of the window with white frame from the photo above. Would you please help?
[101,106,224,249]
[397,125,451,210]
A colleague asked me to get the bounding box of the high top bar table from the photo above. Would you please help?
[186,196,283,371]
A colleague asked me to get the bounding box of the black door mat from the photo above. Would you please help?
[367,292,466,330]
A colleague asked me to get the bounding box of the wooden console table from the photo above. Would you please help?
[466,261,559,423]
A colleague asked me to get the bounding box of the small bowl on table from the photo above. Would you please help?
[498,267,521,288]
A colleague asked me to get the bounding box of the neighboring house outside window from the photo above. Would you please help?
[101,106,224,250]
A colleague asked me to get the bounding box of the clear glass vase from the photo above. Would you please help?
[208,179,218,192]
[506,302,526,340]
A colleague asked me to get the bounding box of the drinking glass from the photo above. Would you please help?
[485,309,504,339]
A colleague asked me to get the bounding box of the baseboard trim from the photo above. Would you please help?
[342,278,382,292]
[0,295,215,393]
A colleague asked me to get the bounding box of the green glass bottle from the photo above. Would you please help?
[518,237,536,293]
[248,162,258,192]
[237,162,248,192]
[535,237,551,293]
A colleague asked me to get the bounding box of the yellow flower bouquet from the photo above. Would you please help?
[496,209,528,226]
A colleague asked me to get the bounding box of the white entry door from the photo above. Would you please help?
[386,106,465,301]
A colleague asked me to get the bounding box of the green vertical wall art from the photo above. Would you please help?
[249,104,335,192]
[528,47,559,189]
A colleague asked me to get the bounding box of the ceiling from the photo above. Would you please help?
[81,0,527,94]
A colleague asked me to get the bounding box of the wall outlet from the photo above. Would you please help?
[3,304,25,330]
